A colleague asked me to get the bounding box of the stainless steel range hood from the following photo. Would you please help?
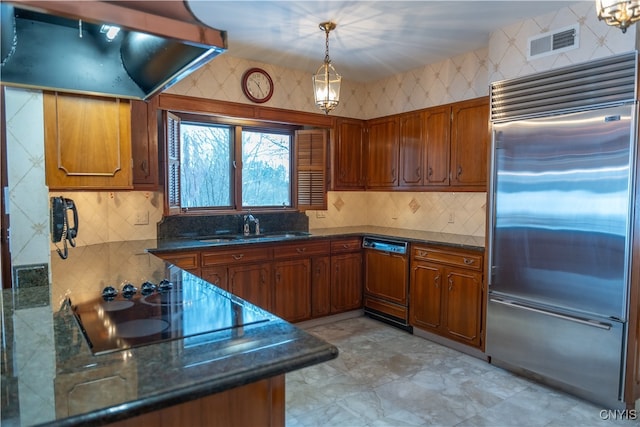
[0,1,227,100]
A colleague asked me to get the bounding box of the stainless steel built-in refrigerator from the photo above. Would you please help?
[486,52,637,409]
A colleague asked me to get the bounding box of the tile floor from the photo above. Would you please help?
[286,316,638,427]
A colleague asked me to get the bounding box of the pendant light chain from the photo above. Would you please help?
[312,21,341,114]
[324,26,331,64]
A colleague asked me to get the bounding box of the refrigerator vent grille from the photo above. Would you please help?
[490,52,637,121]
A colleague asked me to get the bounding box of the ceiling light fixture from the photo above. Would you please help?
[312,21,341,114]
[596,0,640,33]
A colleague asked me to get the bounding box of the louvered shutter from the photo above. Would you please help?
[295,129,327,211]
[165,111,181,215]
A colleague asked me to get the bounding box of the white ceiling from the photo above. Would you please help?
[187,0,584,82]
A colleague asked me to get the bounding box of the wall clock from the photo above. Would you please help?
[241,68,274,103]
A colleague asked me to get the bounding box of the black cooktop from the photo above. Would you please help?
[70,276,271,355]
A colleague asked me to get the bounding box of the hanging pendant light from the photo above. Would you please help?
[312,22,341,114]
[596,0,640,33]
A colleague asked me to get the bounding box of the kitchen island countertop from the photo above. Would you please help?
[1,240,338,426]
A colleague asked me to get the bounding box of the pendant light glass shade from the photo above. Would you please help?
[312,22,341,114]
[596,0,640,33]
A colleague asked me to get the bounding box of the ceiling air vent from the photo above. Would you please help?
[527,25,578,60]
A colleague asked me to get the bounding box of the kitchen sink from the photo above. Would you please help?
[198,236,240,243]
[235,231,310,241]
[199,231,310,244]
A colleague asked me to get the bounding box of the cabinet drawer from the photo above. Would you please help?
[202,246,273,266]
[330,238,362,254]
[412,246,482,270]
[273,240,330,260]
[156,251,200,270]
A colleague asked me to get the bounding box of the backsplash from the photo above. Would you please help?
[307,191,487,237]
[157,212,309,240]
[48,191,163,249]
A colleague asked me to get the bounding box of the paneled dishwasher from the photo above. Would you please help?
[362,237,411,332]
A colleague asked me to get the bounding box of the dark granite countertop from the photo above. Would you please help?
[151,226,485,253]
[1,241,338,427]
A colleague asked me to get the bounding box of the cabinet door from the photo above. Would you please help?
[44,92,132,189]
[330,252,363,313]
[450,97,489,188]
[201,266,229,292]
[366,116,399,188]
[409,260,443,331]
[424,105,451,186]
[334,118,365,189]
[131,97,159,190]
[311,256,331,317]
[399,111,425,187]
[444,268,483,346]
[364,250,408,304]
[273,259,312,322]
[228,263,272,311]
[154,251,201,277]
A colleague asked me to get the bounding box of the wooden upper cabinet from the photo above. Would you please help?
[130,97,160,190]
[424,105,451,187]
[333,118,365,190]
[366,116,399,188]
[450,97,489,189]
[44,92,132,190]
[399,111,425,187]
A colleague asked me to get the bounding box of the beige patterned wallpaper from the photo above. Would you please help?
[5,2,638,275]
[488,1,635,84]
[5,88,50,269]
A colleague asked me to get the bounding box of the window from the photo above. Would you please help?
[241,130,291,207]
[165,112,297,213]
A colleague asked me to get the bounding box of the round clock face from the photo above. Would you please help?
[241,68,274,103]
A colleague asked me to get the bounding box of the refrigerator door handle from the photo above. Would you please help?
[489,298,612,330]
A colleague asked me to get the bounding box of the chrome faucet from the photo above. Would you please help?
[243,213,260,236]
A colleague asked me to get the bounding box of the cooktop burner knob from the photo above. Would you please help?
[141,281,156,295]
[122,283,137,298]
[158,279,173,292]
[102,286,118,300]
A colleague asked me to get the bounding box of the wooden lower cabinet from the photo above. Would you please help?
[154,238,362,322]
[153,250,201,277]
[330,252,363,313]
[273,259,312,322]
[311,256,331,317]
[229,263,273,312]
[109,375,285,427]
[409,245,484,348]
[201,266,228,292]
[409,261,443,330]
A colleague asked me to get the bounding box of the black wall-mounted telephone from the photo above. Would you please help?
[50,196,78,259]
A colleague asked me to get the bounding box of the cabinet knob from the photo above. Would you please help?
[457,166,462,176]
[428,167,433,177]
[463,257,475,265]
[232,254,244,260]
[296,247,306,253]
[416,166,421,178]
